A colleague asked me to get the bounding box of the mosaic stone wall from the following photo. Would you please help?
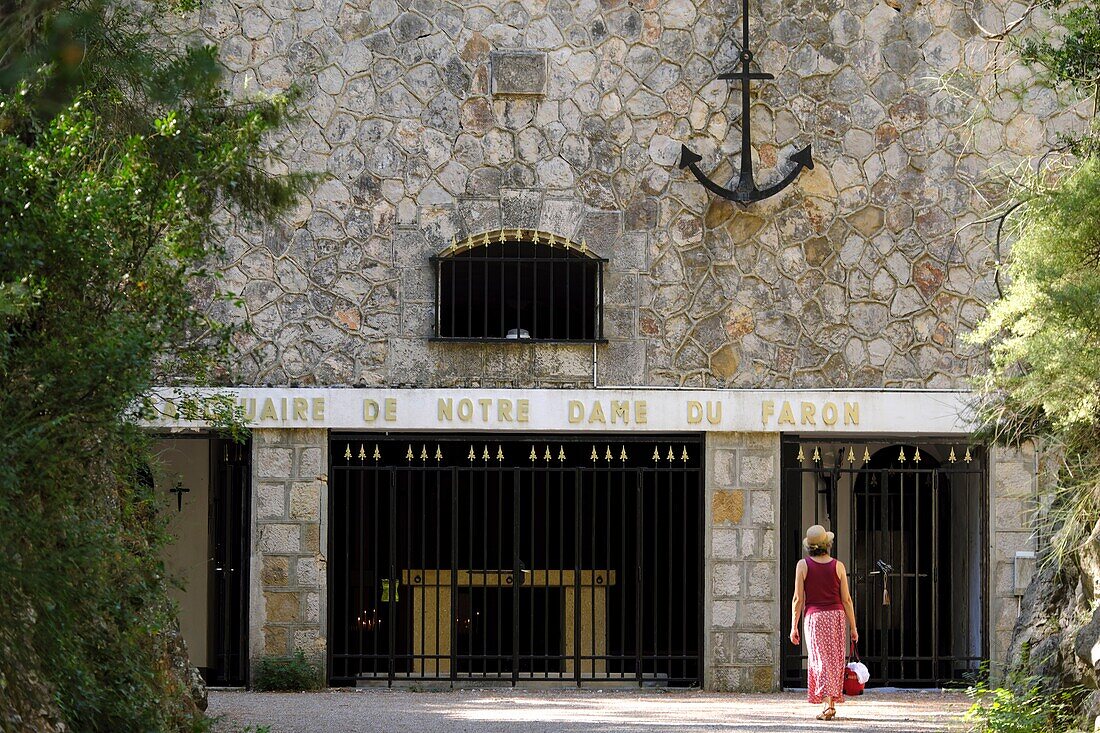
[188,0,1086,389]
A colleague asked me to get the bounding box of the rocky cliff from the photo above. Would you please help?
[1007,520,1100,727]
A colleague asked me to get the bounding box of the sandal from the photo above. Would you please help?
[815,707,836,720]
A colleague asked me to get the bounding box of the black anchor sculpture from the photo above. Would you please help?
[679,0,813,203]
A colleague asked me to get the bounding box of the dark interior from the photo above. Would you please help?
[436,241,601,341]
[328,435,702,686]
[780,440,986,688]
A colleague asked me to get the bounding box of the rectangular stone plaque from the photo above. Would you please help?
[490,50,547,96]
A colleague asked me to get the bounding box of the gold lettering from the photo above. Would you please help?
[365,399,380,422]
[687,400,703,425]
[844,402,859,425]
[800,402,816,425]
[568,400,584,424]
[280,397,287,420]
[239,398,254,421]
[457,398,473,422]
[164,399,178,419]
[437,398,453,421]
[384,398,397,421]
[293,398,308,421]
[778,401,796,425]
[707,401,722,425]
[822,402,838,426]
[636,401,647,424]
[498,400,513,422]
[587,401,606,424]
[611,400,629,423]
[260,397,278,421]
[312,398,325,421]
[516,399,530,423]
[478,398,492,422]
[761,400,775,426]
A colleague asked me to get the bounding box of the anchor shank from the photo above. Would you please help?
[734,0,757,197]
[742,0,750,52]
[736,59,755,196]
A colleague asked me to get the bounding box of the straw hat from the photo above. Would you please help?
[803,524,835,549]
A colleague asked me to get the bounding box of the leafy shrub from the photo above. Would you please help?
[0,0,305,727]
[965,672,1087,733]
[252,651,323,692]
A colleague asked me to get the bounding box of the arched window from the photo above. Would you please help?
[431,230,606,342]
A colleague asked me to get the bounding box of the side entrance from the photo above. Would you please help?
[155,436,251,686]
[328,434,704,687]
[779,438,988,688]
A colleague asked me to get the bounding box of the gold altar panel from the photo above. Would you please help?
[401,569,617,677]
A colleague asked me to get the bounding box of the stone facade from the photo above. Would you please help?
[176,0,1061,689]
[705,432,780,691]
[190,0,1087,390]
[250,429,329,669]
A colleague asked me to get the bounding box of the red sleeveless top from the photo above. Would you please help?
[804,557,843,616]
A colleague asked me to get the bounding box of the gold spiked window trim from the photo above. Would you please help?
[431,230,607,343]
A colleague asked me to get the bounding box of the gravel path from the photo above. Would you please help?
[209,689,971,732]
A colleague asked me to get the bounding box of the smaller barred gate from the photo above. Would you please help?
[780,438,988,688]
[328,435,704,687]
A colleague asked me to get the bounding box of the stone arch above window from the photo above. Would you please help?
[430,229,606,342]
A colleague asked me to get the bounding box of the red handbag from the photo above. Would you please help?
[843,644,866,697]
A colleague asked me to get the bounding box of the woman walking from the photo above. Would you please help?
[789,525,858,721]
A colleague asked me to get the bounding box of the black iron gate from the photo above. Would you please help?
[780,439,987,688]
[209,438,251,686]
[328,435,703,687]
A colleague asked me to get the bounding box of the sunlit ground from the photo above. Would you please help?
[210,689,970,732]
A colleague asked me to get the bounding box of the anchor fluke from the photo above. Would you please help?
[678,145,703,170]
[678,143,814,203]
[790,144,814,171]
[753,144,814,201]
[679,144,746,202]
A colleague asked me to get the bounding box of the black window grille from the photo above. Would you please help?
[432,236,606,342]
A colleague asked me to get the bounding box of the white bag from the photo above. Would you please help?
[847,660,870,685]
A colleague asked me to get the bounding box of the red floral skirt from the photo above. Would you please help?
[805,609,846,704]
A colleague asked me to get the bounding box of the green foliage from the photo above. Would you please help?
[252,652,323,692]
[968,158,1100,562]
[1013,0,1100,154]
[965,668,1088,733]
[1017,3,1100,91]
[966,0,1100,720]
[0,1,307,731]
